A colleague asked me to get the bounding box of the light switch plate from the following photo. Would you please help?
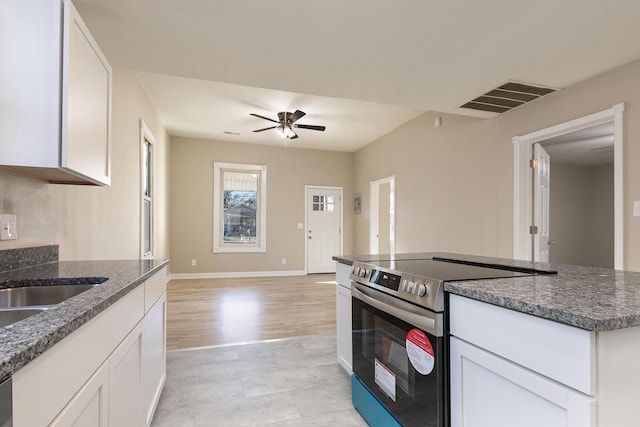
[0,214,17,240]
[634,201,640,217]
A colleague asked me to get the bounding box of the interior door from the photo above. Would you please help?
[307,187,342,273]
[370,176,395,255]
[533,143,551,262]
[378,182,391,254]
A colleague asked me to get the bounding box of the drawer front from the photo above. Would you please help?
[144,267,167,313]
[449,294,595,395]
[335,262,351,288]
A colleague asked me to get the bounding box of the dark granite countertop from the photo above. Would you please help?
[0,258,169,383]
[334,253,640,332]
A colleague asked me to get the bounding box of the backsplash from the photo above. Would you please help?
[0,245,59,273]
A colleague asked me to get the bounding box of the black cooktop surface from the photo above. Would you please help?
[370,258,533,282]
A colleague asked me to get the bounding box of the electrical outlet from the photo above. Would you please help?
[634,201,640,217]
[282,258,287,265]
[0,214,17,240]
[191,259,197,266]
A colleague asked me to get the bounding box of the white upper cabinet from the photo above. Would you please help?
[0,0,112,186]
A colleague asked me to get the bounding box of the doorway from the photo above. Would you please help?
[513,104,624,269]
[305,186,343,273]
[369,176,395,255]
[540,124,615,267]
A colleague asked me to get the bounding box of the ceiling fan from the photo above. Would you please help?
[250,110,326,139]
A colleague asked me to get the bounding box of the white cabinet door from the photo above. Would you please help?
[336,282,352,373]
[50,362,109,427]
[0,0,111,185]
[450,337,595,427]
[109,323,143,427]
[141,293,167,426]
[62,0,112,185]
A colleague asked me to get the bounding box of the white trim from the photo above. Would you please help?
[213,162,267,253]
[140,119,156,259]
[369,175,396,255]
[513,103,625,269]
[170,270,307,280]
[612,103,625,270]
[304,185,344,274]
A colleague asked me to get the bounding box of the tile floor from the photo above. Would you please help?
[151,334,369,426]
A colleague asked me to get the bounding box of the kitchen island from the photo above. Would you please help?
[335,253,640,427]
[0,245,169,426]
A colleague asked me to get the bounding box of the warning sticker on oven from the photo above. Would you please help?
[374,358,397,401]
[406,329,435,375]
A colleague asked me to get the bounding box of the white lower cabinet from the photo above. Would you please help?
[450,336,594,427]
[141,293,167,426]
[50,361,109,427]
[12,266,168,427]
[335,262,352,373]
[109,323,143,427]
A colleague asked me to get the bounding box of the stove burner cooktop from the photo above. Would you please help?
[350,256,552,313]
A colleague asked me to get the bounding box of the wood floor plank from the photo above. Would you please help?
[166,273,337,350]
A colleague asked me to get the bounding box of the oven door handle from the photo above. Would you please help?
[352,282,443,337]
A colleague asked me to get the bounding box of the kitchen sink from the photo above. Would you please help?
[0,284,97,309]
[0,308,48,328]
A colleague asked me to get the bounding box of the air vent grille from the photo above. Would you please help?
[461,81,558,114]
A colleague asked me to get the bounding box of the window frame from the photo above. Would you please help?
[140,119,155,259]
[213,162,267,253]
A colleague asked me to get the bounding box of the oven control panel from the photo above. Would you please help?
[350,261,443,311]
[369,269,401,291]
[400,278,428,297]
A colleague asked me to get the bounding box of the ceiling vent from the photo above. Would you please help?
[460,81,558,114]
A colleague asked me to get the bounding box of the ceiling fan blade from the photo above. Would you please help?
[289,110,306,124]
[294,124,326,131]
[288,131,299,140]
[253,126,276,133]
[250,113,279,123]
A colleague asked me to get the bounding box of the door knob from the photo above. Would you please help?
[548,240,557,245]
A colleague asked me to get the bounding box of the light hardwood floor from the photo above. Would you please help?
[167,274,338,350]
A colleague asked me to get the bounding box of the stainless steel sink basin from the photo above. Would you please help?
[0,308,48,328]
[0,284,97,309]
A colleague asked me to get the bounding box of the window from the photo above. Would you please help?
[213,162,267,253]
[141,120,155,258]
[312,195,335,211]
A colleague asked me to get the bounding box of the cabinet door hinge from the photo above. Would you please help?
[529,225,539,234]
[530,159,539,168]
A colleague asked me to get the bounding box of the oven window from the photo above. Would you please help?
[353,295,445,427]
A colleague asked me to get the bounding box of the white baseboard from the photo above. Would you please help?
[170,270,307,280]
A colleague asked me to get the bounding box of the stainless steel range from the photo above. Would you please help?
[350,256,554,427]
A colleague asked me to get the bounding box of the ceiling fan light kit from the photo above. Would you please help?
[250,110,326,140]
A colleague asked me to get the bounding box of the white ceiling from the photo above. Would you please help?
[74,0,640,152]
[134,72,423,151]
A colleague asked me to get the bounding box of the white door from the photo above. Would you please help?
[307,187,342,273]
[369,176,395,255]
[378,182,391,254]
[533,143,551,262]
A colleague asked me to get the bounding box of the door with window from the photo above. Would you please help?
[306,187,342,274]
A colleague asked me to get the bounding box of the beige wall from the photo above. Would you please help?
[354,112,501,255]
[0,70,170,261]
[169,137,353,274]
[549,163,614,268]
[354,58,640,271]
